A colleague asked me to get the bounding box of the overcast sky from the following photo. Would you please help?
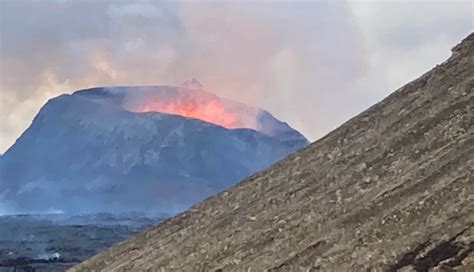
[0,0,472,153]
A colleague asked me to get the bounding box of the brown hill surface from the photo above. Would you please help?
[70,33,474,272]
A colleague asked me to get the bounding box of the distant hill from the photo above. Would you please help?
[71,33,474,271]
[0,83,308,215]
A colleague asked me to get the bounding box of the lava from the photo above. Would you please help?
[133,92,241,129]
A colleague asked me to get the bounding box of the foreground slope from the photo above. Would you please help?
[72,34,473,271]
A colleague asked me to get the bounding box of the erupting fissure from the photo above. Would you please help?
[135,94,240,129]
[126,80,256,129]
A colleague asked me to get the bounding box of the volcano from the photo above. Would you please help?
[0,81,308,215]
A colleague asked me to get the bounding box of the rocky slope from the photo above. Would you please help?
[0,84,307,215]
[71,33,473,271]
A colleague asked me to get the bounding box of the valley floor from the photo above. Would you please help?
[0,213,162,272]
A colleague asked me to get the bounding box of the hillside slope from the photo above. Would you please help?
[71,33,473,271]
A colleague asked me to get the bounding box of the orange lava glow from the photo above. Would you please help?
[135,94,240,128]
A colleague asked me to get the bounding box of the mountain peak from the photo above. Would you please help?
[69,85,308,146]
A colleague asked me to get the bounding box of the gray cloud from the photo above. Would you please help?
[0,0,472,153]
[348,0,473,100]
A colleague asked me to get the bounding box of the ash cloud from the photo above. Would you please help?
[0,0,472,153]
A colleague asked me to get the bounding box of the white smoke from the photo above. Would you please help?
[36,252,60,260]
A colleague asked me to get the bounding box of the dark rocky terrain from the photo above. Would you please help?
[71,33,474,271]
[0,213,162,272]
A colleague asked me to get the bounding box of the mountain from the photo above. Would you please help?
[71,34,474,271]
[0,82,308,215]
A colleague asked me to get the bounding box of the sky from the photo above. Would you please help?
[0,0,472,153]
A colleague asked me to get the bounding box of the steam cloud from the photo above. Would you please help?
[0,0,472,153]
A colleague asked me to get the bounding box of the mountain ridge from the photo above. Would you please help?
[70,84,308,147]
